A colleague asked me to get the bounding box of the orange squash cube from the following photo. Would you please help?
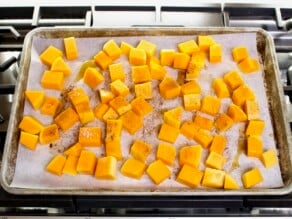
[243,100,260,120]
[39,124,59,144]
[105,139,122,160]
[206,151,225,170]
[68,87,89,107]
[202,167,225,189]
[223,70,244,90]
[198,35,215,51]
[193,129,213,148]
[110,79,130,96]
[74,102,95,124]
[209,135,226,155]
[103,107,119,121]
[95,156,117,180]
[109,96,131,116]
[176,164,203,188]
[137,39,157,57]
[149,61,166,80]
[106,119,123,140]
[130,97,153,116]
[213,78,230,98]
[146,160,171,185]
[54,107,79,131]
[62,155,78,176]
[94,50,113,70]
[232,46,249,63]
[181,80,201,95]
[129,48,147,65]
[232,84,255,107]
[246,120,265,136]
[94,103,109,120]
[25,90,45,110]
[40,45,63,66]
[180,121,200,139]
[121,158,146,179]
[64,142,83,157]
[99,89,114,104]
[242,168,263,188]
[19,116,43,134]
[40,96,62,116]
[224,174,239,190]
[103,39,121,60]
[193,114,213,131]
[19,131,38,150]
[185,69,201,80]
[214,113,234,132]
[41,70,64,90]
[131,65,151,84]
[261,149,278,168]
[120,41,133,55]
[46,155,66,176]
[160,49,175,66]
[247,135,263,158]
[189,51,207,69]
[163,106,183,129]
[121,110,143,134]
[201,95,221,116]
[158,123,180,144]
[179,145,202,168]
[134,82,153,100]
[79,127,101,147]
[51,56,71,76]
[209,44,222,63]
[64,36,78,60]
[156,143,176,166]
[173,52,190,69]
[178,40,199,55]
[159,76,181,99]
[130,139,152,162]
[76,150,97,175]
[83,67,104,89]
[227,103,247,122]
[109,62,126,82]
[238,57,260,74]
[183,94,201,111]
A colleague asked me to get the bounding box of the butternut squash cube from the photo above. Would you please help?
[198,35,215,51]
[183,94,201,111]
[120,41,133,55]
[105,139,122,160]
[246,120,265,136]
[109,62,126,82]
[130,97,153,116]
[129,48,147,65]
[99,89,115,104]
[238,57,260,74]
[159,76,181,99]
[173,52,190,69]
[227,103,247,122]
[223,70,244,90]
[189,51,207,69]
[137,39,157,57]
[232,84,255,107]
[213,78,230,98]
[232,46,249,63]
[247,135,263,158]
[121,158,146,179]
[68,87,89,107]
[103,107,119,121]
[25,90,45,110]
[41,70,64,90]
[224,174,239,190]
[94,103,109,120]
[54,107,79,131]
[201,95,221,116]
[149,61,166,80]
[132,65,151,84]
[40,96,61,116]
[209,135,226,155]
[110,79,130,96]
[261,149,278,168]
[64,142,83,157]
[40,45,63,66]
[103,39,121,60]
[178,40,199,55]
[209,44,222,63]
[176,164,203,188]
[121,110,143,135]
[19,116,43,134]
[202,167,225,189]
[74,102,95,124]
[160,49,175,66]
[206,151,225,170]
[214,113,234,132]
[106,119,123,140]
[158,123,180,144]
[180,121,200,139]
[94,50,113,70]
[130,139,152,162]
[19,131,38,150]
[95,156,117,180]
[193,114,213,131]
[179,145,202,168]
[181,80,201,95]
[109,96,131,116]
[146,160,171,185]
[193,129,213,148]
[185,69,201,80]
[64,36,78,60]
[46,155,66,176]
[242,168,263,188]
[51,56,71,76]
[78,127,101,147]
[62,155,78,176]
[39,124,60,144]
[135,82,153,99]
[243,100,260,120]
[156,143,176,166]
[164,106,183,129]
[77,150,97,175]
[83,67,104,89]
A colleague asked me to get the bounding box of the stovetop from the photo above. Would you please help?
[0,1,292,216]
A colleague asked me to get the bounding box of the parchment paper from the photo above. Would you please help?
[11,32,283,190]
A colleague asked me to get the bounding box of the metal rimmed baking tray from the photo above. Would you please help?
[1,27,291,195]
